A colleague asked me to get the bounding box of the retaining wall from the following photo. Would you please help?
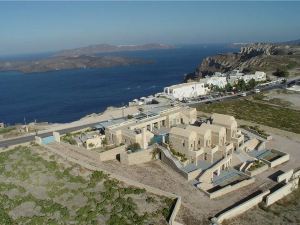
[277,169,294,183]
[208,178,255,199]
[169,197,183,225]
[120,149,153,165]
[99,145,126,161]
[270,154,290,168]
[212,190,270,224]
[265,178,299,206]
[245,164,268,177]
[43,144,182,225]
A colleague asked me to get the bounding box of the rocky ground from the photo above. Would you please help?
[0,146,172,225]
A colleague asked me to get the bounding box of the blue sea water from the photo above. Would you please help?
[0,44,237,124]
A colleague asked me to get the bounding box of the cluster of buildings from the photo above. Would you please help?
[74,131,105,150]
[227,70,267,84]
[54,103,291,202]
[98,105,197,150]
[161,70,266,100]
[169,113,244,166]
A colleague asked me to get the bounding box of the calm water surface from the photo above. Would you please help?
[0,44,236,124]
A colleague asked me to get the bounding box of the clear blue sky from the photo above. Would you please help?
[1,1,300,55]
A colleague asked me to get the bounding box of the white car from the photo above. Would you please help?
[240,92,247,97]
[254,89,260,93]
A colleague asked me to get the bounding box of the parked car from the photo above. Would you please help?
[239,92,247,97]
[254,89,260,93]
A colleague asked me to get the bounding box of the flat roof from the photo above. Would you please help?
[166,82,204,89]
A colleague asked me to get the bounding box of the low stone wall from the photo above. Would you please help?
[160,148,188,179]
[186,168,202,181]
[256,141,266,151]
[265,178,299,206]
[60,142,101,160]
[208,178,255,199]
[277,169,294,183]
[169,197,183,225]
[212,190,270,224]
[269,154,290,168]
[35,136,42,145]
[245,164,268,177]
[43,144,182,225]
[99,145,126,161]
[120,149,153,165]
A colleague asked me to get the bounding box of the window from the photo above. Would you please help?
[183,141,185,147]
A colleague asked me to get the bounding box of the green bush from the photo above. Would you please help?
[273,68,289,77]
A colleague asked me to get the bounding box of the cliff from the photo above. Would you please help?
[185,43,300,81]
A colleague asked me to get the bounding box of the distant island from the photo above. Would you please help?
[56,43,173,57]
[0,43,172,73]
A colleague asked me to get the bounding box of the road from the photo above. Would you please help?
[0,121,102,148]
[1,77,299,149]
[186,77,300,106]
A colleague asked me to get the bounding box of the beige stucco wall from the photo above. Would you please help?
[270,154,290,168]
[265,178,299,206]
[35,136,42,145]
[209,178,255,199]
[169,197,183,225]
[213,190,270,224]
[99,145,126,161]
[277,169,294,183]
[120,149,153,165]
[245,164,268,177]
[53,132,60,143]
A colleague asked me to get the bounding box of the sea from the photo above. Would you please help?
[0,44,237,124]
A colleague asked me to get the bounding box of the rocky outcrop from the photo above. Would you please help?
[185,43,295,81]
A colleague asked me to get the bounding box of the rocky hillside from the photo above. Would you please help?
[185,42,300,81]
[56,43,173,57]
[0,55,151,73]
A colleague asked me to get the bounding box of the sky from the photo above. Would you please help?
[0,1,300,56]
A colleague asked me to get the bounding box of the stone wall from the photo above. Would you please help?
[120,149,153,165]
[43,144,182,225]
[99,145,126,161]
[265,178,299,206]
[208,178,255,199]
[245,164,268,177]
[270,154,290,168]
[212,190,270,224]
[169,197,183,225]
[277,169,294,183]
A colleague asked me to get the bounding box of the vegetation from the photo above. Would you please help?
[127,114,134,119]
[226,183,300,225]
[215,78,257,94]
[248,160,265,171]
[240,125,269,139]
[126,143,141,152]
[0,127,15,135]
[169,145,188,162]
[61,133,77,145]
[273,68,289,77]
[88,143,95,148]
[0,146,172,225]
[197,98,300,134]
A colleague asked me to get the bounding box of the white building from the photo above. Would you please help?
[201,76,228,88]
[163,82,207,100]
[228,70,266,84]
[243,71,266,83]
